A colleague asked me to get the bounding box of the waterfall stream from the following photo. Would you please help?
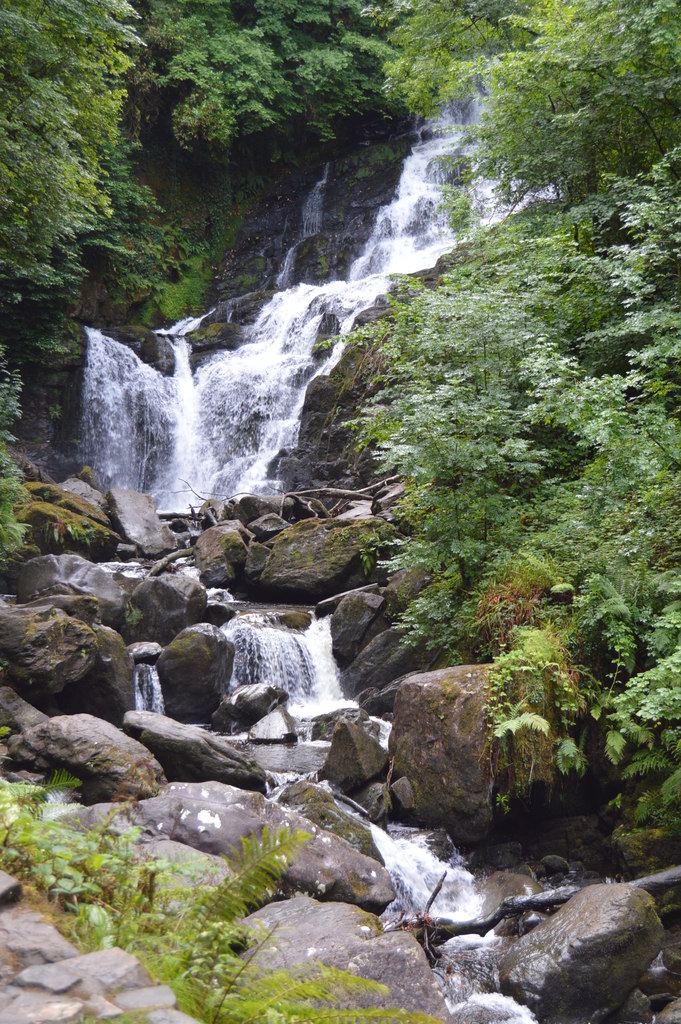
[74,104,535,1023]
[80,103,489,510]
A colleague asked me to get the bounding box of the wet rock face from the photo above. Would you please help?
[106,487,176,558]
[0,602,98,699]
[389,665,494,844]
[16,553,127,629]
[498,883,664,1024]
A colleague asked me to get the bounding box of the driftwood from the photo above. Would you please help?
[148,549,193,577]
[278,476,401,519]
[400,864,681,945]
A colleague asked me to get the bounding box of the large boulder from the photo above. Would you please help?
[59,476,107,512]
[248,706,297,743]
[330,590,387,667]
[258,518,394,600]
[79,781,395,913]
[16,554,127,629]
[340,628,431,698]
[16,482,120,560]
[58,624,135,726]
[320,718,389,794]
[7,713,165,803]
[123,711,266,792]
[125,575,207,645]
[498,883,664,1024]
[0,602,97,700]
[106,487,175,557]
[211,682,288,733]
[389,666,493,844]
[194,523,249,586]
[245,896,451,1022]
[156,624,234,723]
[277,781,382,862]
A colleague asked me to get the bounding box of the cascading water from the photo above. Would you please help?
[80,103,490,509]
[222,613,348,715]
[133,663,165,714]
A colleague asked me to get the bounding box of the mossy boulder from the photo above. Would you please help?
[156,624,234,723]
[125,575,207,645]
[258,517,395,600]
[7,713,165,803]
[320,718,389,794]
[277,781,383,863]
[612,826,681,916]
[194,523,249,587]
[58,624,135,726]
[499,883,664,1024]
[389,665,493,843]
[16,483,120,560]
[0,602,98,700]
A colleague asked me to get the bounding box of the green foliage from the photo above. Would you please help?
[486,625,588,797]
[0,780,437,1024]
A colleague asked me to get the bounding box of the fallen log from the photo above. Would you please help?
[147,549,193,577]
[404,864,681,944]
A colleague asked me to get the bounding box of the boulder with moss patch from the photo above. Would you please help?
[389,665,493,843]
[258,517,394,600]
[0,602,98,700]
[16,483,120,560]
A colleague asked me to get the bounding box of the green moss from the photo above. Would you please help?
[17,501,119,559]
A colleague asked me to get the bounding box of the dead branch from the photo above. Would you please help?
[148,549,193,577]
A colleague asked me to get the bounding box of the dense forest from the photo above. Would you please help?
[3,0,681,853]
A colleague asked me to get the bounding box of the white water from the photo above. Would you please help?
[80,103,486,509]
[222,613,347,714]
[133,663,165,714]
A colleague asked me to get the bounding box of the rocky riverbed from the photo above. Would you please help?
[0,475,680,1023]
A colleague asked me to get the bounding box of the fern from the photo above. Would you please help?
[604,730,627,764]
[493,711,550,738]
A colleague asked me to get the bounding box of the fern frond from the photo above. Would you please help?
[604,730,627,765]
[494,711,550,738]
[43,770,81,792]
[661,766,681,805]
[194,826,311,928]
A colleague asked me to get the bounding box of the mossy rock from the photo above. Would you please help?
[613,825,681,916]
[17,489,120,560]
[189,321,243,352]
[258,517,395,600]
[277,780,383,863]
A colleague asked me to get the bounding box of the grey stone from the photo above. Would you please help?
[58,624,134,726]
[194,524,249,587]
[7,713,165,803]
[320,718,388,794]
[499,883,664,1024]
[114,985,176,1010]
[0,686,48,734]
[659,997,681,1023]
[148,1009,203,1024]
[389,666,494,843]
[156,624,234,723]
[106,488,175,557]
[476,872,544,920]
[341,628,431,699]
[330,591,386,667]
[248,706,297,743]
[127,641,163,664]
[245,895,451,1021]
[83,780,395,913]
[15,963,80,993]
[248,513,289,542]
[0,991,84,1023]
[211,683,288,733]
[60,478,106,511]
[277,781,383,862]
[123,710,266,791]
[16,555,126,629]
[0,906,79,966]
[258,517,394,600]
[126,575,207,645]
[0,603,97,698]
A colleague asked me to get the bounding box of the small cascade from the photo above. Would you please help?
[370,825,482,922]
[222,613,344,712]
[277,162,330,288]
[134,664,165,714]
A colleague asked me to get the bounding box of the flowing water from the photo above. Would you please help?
[76,103,534,1021]
[80,102,490,510]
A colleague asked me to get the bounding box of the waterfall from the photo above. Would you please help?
[133,664,165,714]
[80,107,485,508]
[222,613,346,714]
[277,162,330,288]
